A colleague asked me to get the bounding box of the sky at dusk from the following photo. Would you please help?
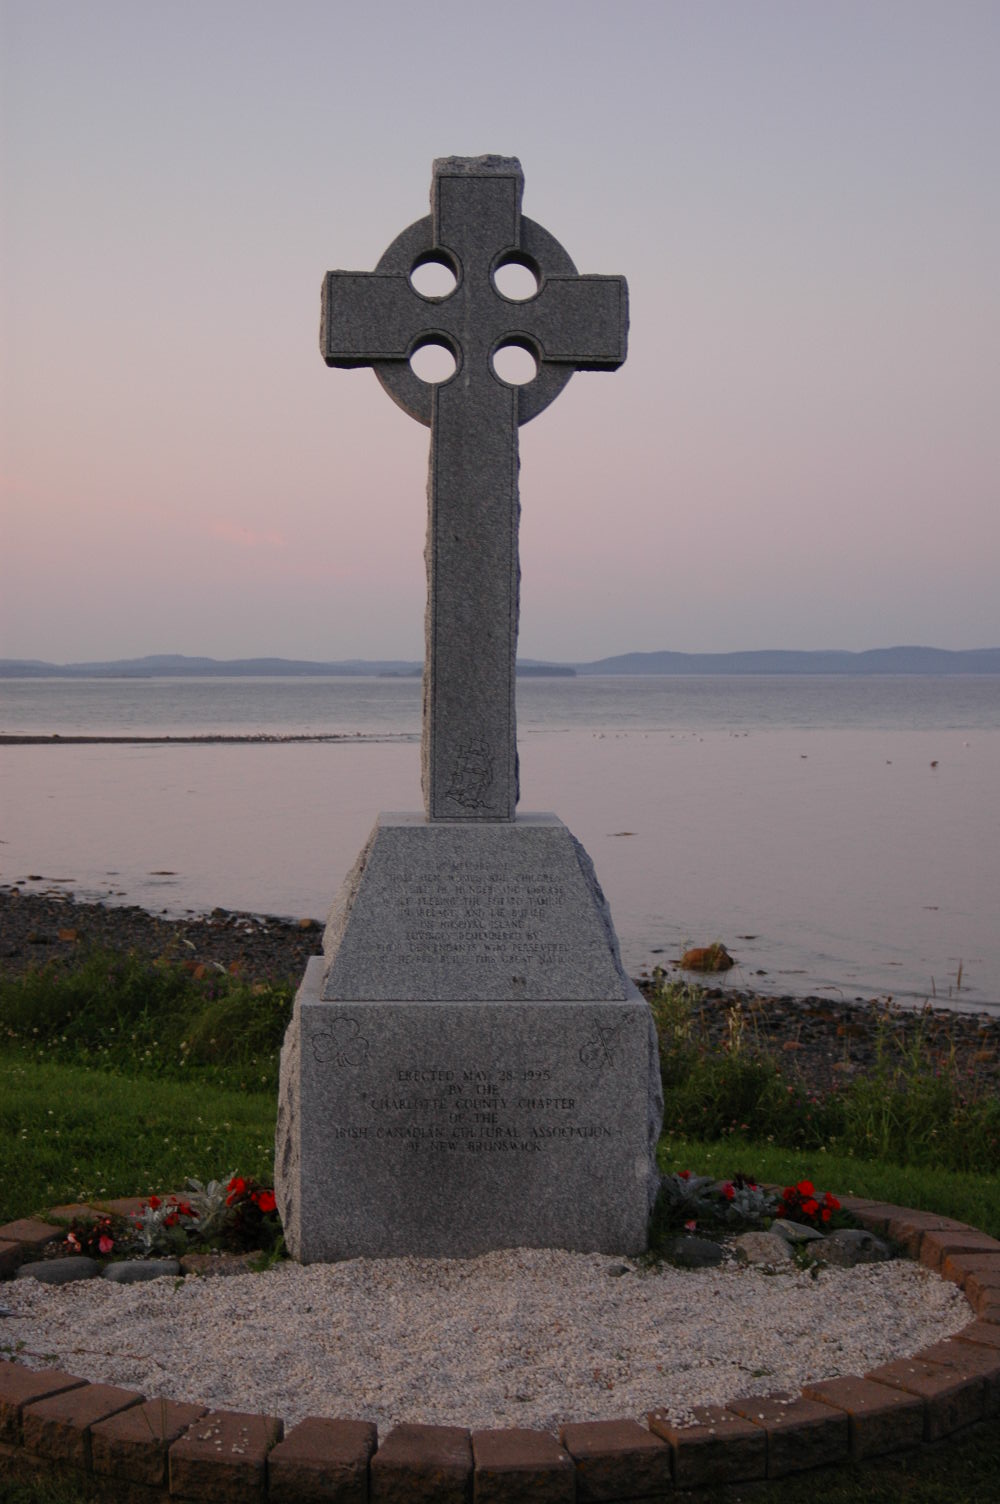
[2,1,998,664]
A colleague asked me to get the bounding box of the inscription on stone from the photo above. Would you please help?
[327,1046,625,1155]
[287,991,657,1259]
[393,862,569,965]
[322,814,629,1003]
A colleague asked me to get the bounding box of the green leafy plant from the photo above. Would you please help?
[182,1174,237,1243]
[644,972,1000,1173]
[127,1172,281,1257]
[648,1167,779,1248]
[131,1193,199,1255]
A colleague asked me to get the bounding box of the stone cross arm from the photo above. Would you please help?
[323,268,626,396]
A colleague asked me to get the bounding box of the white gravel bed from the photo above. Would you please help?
[4,1250,968,1433]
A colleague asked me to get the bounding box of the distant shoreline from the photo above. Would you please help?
[2,646,999,678]
[0,732,418,746]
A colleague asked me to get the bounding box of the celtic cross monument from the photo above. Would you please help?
[322,154,627,821]
[276,157,662,1261]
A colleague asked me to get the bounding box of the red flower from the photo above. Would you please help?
[797,1180,815,1197]
[226,1176,248,1206]
[722,1183,735,1201]
[802,1198,819,1217]
[825,1193,841,1211]
[821,1207,832,1222]
[148,1195,161,1210]
[164,1212,178,1228]
[98,1234,114,1254]
[678,1170,691,1180]
[254,1190,277,1214]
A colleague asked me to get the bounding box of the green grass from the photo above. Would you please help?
[0,947,286,1217]
[0,1051,275,1220]
[0,946,293,1093]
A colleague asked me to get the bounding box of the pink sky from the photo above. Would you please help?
[2,0,998,663]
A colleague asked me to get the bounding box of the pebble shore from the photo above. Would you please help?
[2,886,997,1096]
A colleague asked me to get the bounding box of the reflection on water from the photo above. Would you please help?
[2,721,997,1012]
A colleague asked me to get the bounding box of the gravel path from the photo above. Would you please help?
[6,1250,968,1433]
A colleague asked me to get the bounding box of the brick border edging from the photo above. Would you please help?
[1,1198,998,1500]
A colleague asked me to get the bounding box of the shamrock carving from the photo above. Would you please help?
[312,1016,370,1067]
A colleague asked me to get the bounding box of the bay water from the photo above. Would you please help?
[2,674,998,1013]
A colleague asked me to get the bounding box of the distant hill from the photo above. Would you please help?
[1,647,997,678]
[573,647,1000,676]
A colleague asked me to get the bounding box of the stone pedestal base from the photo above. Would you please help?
[275,813,662,1261]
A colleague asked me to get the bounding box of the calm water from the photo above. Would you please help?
[2,675,998,1012]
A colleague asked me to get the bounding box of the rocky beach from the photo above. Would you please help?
[2,886,998,1097]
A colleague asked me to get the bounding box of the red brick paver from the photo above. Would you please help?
[956,1265,1000,1306]
[96,1195,149,1217]
[648,1402,766,1488]
[0,1363,87,1445]
[803,1374,924,1460]
[919,1229,1000,1272]
[472,1427,575,1503]
[911,1339,1000,1416]
[268,1416,377,1503]
[168,1408,283,1502]
[47,1202,101,1222]
[370,1422,472,1504]
[0,1217,62,1249]
[865,1356,983,1440]
[727,1393,848,1478]
[559,1417,671,1500]
[91,1396,206,1487]
[21,1381,144,1469]
[836,1200,906,1234]
[883,1212,971,1259]
[954,1317,1000,1350]
[940,1250,1000,1287]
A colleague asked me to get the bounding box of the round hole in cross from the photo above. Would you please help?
[493,258,539,301]
[491,343,539,386]
[409,341,458,384]
[409,257,458,300]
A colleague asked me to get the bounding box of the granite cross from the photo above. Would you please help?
[321,155,628,821]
